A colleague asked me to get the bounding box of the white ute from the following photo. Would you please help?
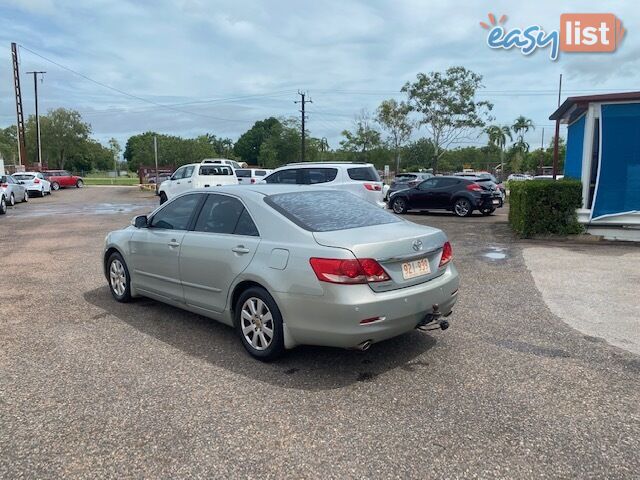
[158,160,238,204]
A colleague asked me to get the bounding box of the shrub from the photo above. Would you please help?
[509,180,583,237]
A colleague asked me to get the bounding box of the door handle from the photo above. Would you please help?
[176,182,181,185]
[232,245,250,254]
[187,180,192,183]
[168,240,180,248]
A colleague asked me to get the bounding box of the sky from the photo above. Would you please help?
[0,0,638,154]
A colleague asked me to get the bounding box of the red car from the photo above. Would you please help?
[42,170,84,190]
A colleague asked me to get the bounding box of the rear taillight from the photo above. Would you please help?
[363,183,381,191]
[250,178,256,184]
[439,241,453,267]
[466,183,483,192]
[0,183,7,188]
[34,179,40,184]
[309,257,390,284]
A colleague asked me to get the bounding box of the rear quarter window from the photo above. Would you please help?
[265,190,400,232]
[347,167,381,182]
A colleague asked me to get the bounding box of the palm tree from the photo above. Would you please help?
[485,125,512,172]
[510,116,534,173]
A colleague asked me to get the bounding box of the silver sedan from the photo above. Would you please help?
[103,186,460,360]
[1,174,28,214]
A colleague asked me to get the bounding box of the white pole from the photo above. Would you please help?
[154,135,159,194]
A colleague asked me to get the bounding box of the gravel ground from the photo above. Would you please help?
[1,188,638,479]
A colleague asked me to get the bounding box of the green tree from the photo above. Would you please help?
[402,66,493,172]
[234,117,282,165]
[510,116,534,173]
[339,110,382,161]
[485,124,512,173]
[0,127,17,164]
[376,99,413,174]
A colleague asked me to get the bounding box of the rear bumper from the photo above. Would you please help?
[274,264,460,349]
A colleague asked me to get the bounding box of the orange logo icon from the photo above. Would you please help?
[560,14,625,52]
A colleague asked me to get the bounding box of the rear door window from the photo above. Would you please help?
[193,194,258,236]
[235,169,251,178]
[199,165,232,176]
[254,170,267,176]
[347,166,380,181]
[266,190,400,232]
[305,168,338,184]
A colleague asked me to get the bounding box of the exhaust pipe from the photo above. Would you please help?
[357,340,372,351]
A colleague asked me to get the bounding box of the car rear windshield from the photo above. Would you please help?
[199,165,233,176]
[347,166,380,182]
[265,190,400,232]
[13,174,34,180]
[235,169,251,178]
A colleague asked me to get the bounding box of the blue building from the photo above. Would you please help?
[550,92,640,240]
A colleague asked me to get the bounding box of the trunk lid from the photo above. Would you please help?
[313,221,448,292]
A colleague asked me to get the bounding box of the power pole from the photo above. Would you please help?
[539,127,545,174]
[153,135,159,194]
[11,43,27,166]
[295,91,312,161]
[552,73,562,179]
[26,70,46,167]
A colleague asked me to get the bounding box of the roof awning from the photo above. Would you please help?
[550,91,640,123]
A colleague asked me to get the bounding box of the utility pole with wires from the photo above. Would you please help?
[295,90,312,161]
[26,70,46,167]
[11,42,28,166]
[552,73,562,179]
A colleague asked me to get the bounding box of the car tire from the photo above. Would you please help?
[76,179,84,188]
[51,182,60,191]
[391,197,407,214]
[453,198,473,217]
[9,193,15,207]
[481,207,495,216]
[159,192,168,205]
[107,252,132,303]
[0,196,6,215]
[235,286,285,361]
[23,191,28,203]
[41,189,46,197]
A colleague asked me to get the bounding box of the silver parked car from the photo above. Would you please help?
[1,175,29,214]
[103,186,459,360]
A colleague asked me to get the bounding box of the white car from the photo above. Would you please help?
[262,162,385,208]
[12,172,52,197]
[201,158,243,170]
[236,168,273,184]
[507,174,533,181]
[158,161,238,204]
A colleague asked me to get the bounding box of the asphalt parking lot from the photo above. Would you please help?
[1,187,639,479]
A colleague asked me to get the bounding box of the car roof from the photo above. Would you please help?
[278,162,373,168]
[179,184,341,199]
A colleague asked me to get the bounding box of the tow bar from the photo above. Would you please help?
[416,304,450,332]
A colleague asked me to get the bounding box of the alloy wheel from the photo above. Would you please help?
[52,182,60,191]
[0,197,6,214]
[392,198,406,214]
[454,199,470,217]
[23,191,28,202]
[240,297,275,351]
[9,194,15,207]
[109,259,127,297]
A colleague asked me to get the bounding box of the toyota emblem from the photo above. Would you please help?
[412,239,423,251]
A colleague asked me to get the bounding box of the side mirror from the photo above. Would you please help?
[19,181,25,185]
[132,215,148,228]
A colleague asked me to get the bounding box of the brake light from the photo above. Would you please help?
[250,178,256,184]
[0,184,7,188]
[363,183,381,191]
[309,257,390,284]
[466,183,483,192]
[439,241,453,267]
[34,179,40,184]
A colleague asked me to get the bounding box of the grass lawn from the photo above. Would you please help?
[83,177,139,186]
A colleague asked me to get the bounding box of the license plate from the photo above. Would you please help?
[401,258,431,280]
[492,199,500,205]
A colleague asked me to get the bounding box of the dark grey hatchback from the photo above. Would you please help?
[388,176,502,217]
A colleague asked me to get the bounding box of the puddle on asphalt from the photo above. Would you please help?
[480,245,509,262]
[16,202,156,218]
